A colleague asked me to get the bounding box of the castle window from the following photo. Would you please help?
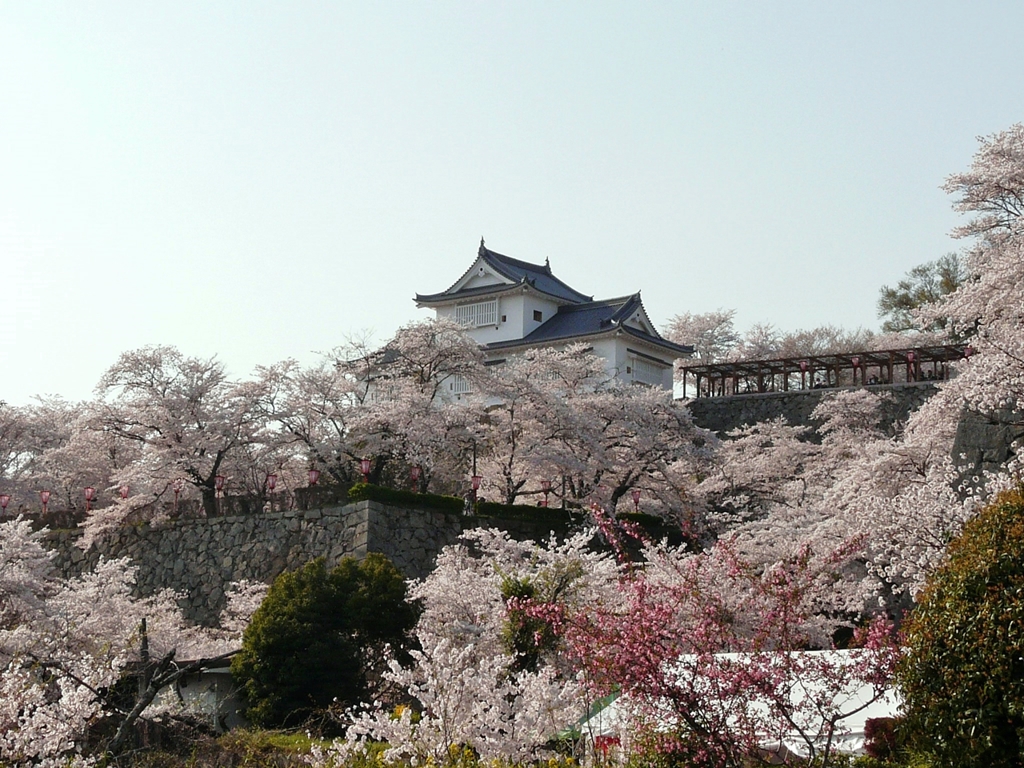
[629,356,666,386]
[449,374,472,395]
[455,299,499,328]
[533,310,543,322]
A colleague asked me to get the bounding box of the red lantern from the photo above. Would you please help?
[799,360,809,372]
[267,474,278,491]
[40,490,51,515]
[215,475,226,493]
[120,485,130,500]
[631,488,641,513]
[84,486,96,511]
[308,468,321,487]
[0,494,9,515]
[359,458,371,483]
[540,479,551,507]
[410,465,422,491]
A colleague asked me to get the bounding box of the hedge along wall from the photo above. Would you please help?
[46,500,577,626]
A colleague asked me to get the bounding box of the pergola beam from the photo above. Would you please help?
[680,344,969,398]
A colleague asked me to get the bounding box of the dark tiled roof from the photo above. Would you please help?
[415,242,592,305]
[485,294,694,357]
[480,246,592,304]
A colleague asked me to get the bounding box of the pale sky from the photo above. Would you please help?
[2,2,1022,405]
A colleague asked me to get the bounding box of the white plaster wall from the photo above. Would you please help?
[432,293,560,345]
[517,295,560,338]
[599,337,677,390]
[591,337,627,382]
[462,271,504,290]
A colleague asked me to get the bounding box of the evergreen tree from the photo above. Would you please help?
[231,554,417,728]
[899,489,1024,767]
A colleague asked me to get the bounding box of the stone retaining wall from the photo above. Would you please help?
[685,382,939,438]
[46,501,576,626]
[952,409,1024,479]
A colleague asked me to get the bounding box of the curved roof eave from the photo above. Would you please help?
[415,280,583,307]
[484,326,693,359]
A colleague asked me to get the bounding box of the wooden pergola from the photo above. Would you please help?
[680,344,969,399]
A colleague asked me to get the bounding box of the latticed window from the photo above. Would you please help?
[449,374,472,394]
[454,299,498,328]
[630,356,665,386]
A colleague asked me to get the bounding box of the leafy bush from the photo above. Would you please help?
[231,554,418,729]
[898,488,1024,767]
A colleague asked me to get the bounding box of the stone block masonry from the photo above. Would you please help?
[686,381,1022,493]
[685,382,940,439]
[46,500,570,626]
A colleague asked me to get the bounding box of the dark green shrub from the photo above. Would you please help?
[898,488,1024,767]
[346,482,464,514]
[474,500,574,525]
[863,717,900,760]
[231,554,418,729]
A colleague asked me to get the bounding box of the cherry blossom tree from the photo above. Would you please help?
[696,417,819,536]
[253,320,485,494]
[252,351,374,488]
[0,516,254,765]
[0,401,35,513]
[566,384,713,515]
[474,345,713,513]
[926,123,1024,451]
[93,346,264,523]
[332,528,620,766]
[472,346,606,505]
[347,318,486,490]
[664,309,740,367]
[542,518,899,767]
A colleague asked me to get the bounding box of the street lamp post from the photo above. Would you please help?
[215,475,226,516]
[172,478,184,514]
[410,465,422,492]
[631,488,641,514]
[40,490,51,517]
[359,458,371,484]
[267,474,277,513]
[84,486,96,512]
[540,479,551,508]
[471,474,482,505]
